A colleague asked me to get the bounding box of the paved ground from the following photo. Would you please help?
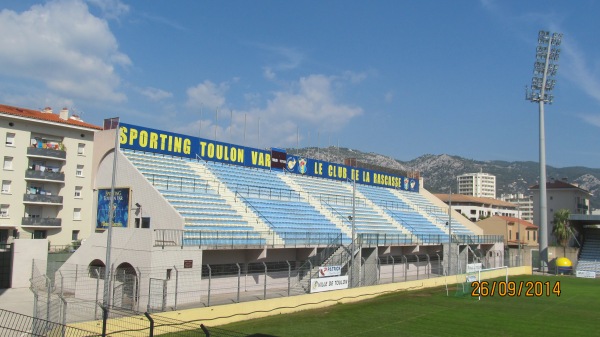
[0,287,35,316]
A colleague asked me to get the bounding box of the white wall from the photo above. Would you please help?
[12,239,48,288]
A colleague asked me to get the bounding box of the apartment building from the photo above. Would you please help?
[0,104,101,246]
[499,193,534,222]
[457,172,496,199]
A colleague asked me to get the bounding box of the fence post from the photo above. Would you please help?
[286,261,291,297]
[46,276,51,326]
[361,257,366,287]
[145,312,154,337]
[391,256,395,283]
[377,257,381,285]
[308,260,313,293]
[200,324,211,337]
[173,266,179,310]
[59,295,67,332]
[59,270,64,297]
[236,263,241,303]
[102,305,108,337]
[402,255,407,282]
[94,269,101,320]
[263,262,268,300]
[207,264,212,307]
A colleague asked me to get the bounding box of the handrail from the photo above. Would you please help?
[321,200,354,228]
[229,183,302,202]
[384,206,417,233]
[234,191,277,231]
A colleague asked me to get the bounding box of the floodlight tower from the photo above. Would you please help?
[526,31,562,272]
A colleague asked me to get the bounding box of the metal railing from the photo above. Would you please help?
[153,229,502,249]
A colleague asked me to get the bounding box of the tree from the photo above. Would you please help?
[552,209,571,257]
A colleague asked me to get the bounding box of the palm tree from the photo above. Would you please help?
[552,209,571,257]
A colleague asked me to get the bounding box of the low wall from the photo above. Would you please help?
[70,266,531,334]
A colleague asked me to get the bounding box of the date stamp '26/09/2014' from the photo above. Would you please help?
[471,281,561,297]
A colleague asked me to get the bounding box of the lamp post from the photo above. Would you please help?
[447,187,452,275]
[102,117,120,323]
[526,31,562,272]
[348,178,356,288]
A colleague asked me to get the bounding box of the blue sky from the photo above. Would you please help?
[1,1,599,168]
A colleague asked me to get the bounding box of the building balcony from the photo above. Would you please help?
[25,170,65,183]
[23,194,63,205]
[27,147,66,160]
[21,217,62,228]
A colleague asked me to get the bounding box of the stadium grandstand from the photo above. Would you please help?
[57,120,503,316]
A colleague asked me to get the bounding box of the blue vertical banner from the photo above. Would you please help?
[97,188,130,228]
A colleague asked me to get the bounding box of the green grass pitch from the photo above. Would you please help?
[210,275,600,337]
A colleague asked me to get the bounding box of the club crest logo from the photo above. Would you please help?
[286,157,297,171]
[298,158,307,174]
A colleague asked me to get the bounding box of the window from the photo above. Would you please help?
[1,180,10,194]
[72,230,80,241]
[3,156,13,170]
[73,208,81,221]
[77,143,85,155]
[5,133,15,146]
[534,231,537,242]
[76,165,84,177]
[0,204,8,218]
[74,186,82,198]
[33,230,47,239]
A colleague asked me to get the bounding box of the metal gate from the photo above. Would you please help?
[531,250,540,270]
[0,243,12,289]
[148,278,167,312]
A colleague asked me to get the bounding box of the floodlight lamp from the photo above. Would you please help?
[534,62,545,72]
[552,33,563,45]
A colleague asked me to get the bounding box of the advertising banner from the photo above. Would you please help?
[118,122,419,192]
[466,263,483,273]
[318,265,342,277]
[97,188,130,229]
[576,270,596,278]
[310,275,349,293]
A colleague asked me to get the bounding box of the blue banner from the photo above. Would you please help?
[96,188,130,228]
[118,123,419,192]
[285,156,418,191]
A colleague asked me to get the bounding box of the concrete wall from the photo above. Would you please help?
[12,239,48,287]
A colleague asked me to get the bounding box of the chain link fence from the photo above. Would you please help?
[23,244,498,335]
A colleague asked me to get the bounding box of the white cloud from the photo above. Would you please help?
[0,0,130,103]
[138,87,173,101]
[178,73,363,149]
[254,44,305,80]
[185,80,229,110]
[384,91,394,103]
[265,74,362,126]
[580,114,600,128]
[86,0,129,20]
[263,67,276,80]
[562,40,600,103]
